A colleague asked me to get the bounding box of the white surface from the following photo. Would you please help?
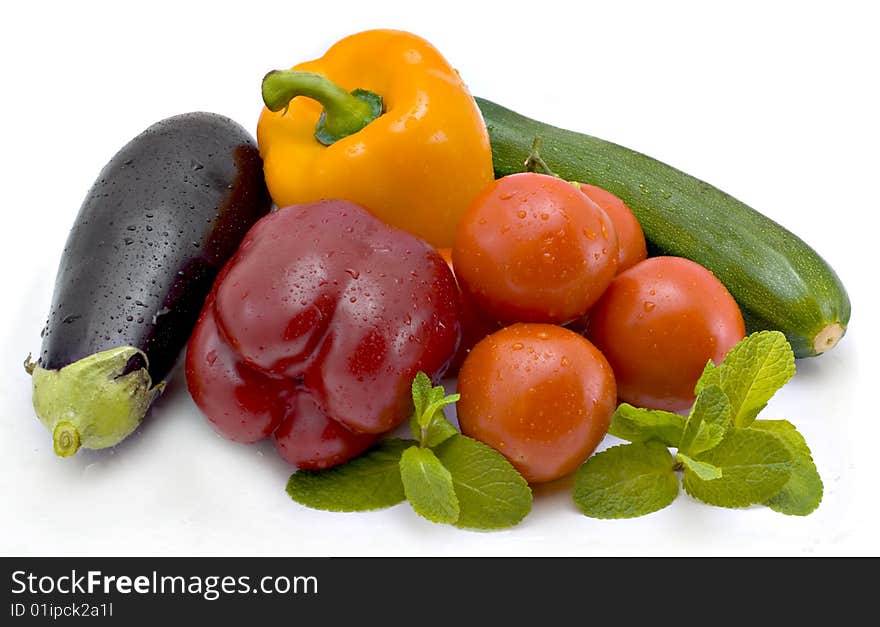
[1,0,877,556]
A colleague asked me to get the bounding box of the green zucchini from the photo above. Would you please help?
[475,97,850,358]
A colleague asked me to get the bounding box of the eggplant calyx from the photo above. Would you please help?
[29,346,165,457]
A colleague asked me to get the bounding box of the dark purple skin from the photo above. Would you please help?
[39,112,272,383]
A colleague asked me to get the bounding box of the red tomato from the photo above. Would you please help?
[457,323,616,484]
[437,247,500,374]
[453,173,618,325]
[586,256,746,411]
[578,183,647,273]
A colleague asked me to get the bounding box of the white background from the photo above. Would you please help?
[1,0,877,556]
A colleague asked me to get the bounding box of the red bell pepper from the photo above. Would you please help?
[185,200,461,469]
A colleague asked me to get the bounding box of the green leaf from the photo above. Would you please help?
[286,439,414,512]
[400,446,459,524]
[694,359,720,395]
[411,372,432,422]
[408,371,459,448]
[422,413,460,449]
[752,420,823,516]
[608,403,685,447]
[434,435,532,530]
[717,331,796,427]
[677,453,722,481]
[678,384,731,455]
[682,429,793,508]
[573,441,679,519]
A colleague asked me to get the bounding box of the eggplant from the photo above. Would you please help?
[26,112,272,457]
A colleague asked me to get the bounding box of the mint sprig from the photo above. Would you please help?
[574,331,823,518]
[409,371,459,448]
[286,372,532,530]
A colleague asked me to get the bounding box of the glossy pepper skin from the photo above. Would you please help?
[185,200,461,469]
[257,30,494,248]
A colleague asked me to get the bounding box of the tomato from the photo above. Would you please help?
[457,323,616,484]
[586,256,746,411]
[437,247,500,374]
[578,183,647,273]
[452,173,618,325]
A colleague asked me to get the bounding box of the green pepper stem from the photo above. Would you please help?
[261,70,383,146]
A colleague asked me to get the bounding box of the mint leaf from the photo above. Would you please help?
[286,439,414,512]
[682,429,792,508]
[694,359,720,395]
[718,331,795,427]
[752,420,823,516]
[421,413,459,449]
[411,371,432,421]
[678,384,731,455]
[400,445,459,524]
[434,435,532,530]
[573,441,679,519]
[408,372,459,448]
[677,453,722,481]
[608,403,685,447]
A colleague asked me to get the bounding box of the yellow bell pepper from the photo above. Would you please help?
[257,29,494,248]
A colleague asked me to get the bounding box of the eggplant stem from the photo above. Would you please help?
[53,422,81,457]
